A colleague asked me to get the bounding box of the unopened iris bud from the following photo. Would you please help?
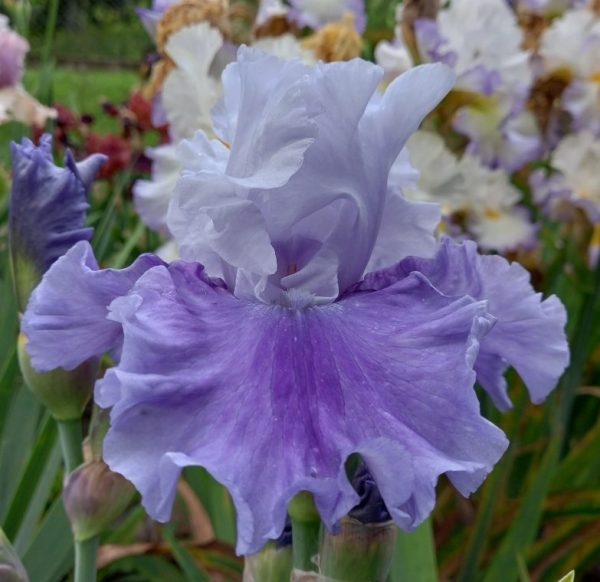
[0,527,28,582]
[63,460,135,541]
[17,333,98,421]
[244,517,293,582]
[9,134,105,312]
[318,463,396,582]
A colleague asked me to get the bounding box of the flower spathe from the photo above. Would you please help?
[21,48,568,555]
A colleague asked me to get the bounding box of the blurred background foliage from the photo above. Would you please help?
[1,0,600,580]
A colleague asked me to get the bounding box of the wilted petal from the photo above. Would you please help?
[0,85,57,127]
[98,261,506,555]
[363,237,569,409]
[21,241,164,372]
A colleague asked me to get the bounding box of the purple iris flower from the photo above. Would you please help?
[9,135,106,310]
[0,15,29,88]
[21,48,568,555]
[136,0,177,38]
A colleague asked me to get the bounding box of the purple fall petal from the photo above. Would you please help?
[362,237,569,409]
[21,241,164,372]
[97,260,507,555]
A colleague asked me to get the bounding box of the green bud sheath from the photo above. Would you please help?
[288,492,322,572]
[18,332,99,421]
[319,517,396,582]
[63,460,136,541]
[244,542,293,582]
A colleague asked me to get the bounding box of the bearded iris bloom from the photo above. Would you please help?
[21,48,568,555]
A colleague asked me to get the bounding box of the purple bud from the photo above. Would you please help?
[63,460,136,541]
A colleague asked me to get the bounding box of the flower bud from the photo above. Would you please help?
[0,527,29,582]
[18,333,98,421]
[244,517,293,582]
[63,460,136,541]
[9,135,105,312]
[319,518,396,582]
[318,463,396,581]
[244,542,293,582]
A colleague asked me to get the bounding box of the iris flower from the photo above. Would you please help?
[21,48,568,554]
[0,15,56,127]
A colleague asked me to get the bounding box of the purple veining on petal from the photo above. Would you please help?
[21,241,165,372]
[360,237,569,410]
[96,259,506,555]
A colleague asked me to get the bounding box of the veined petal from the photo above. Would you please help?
[363,237,569,409]
[21,241,164,372]
[97,261,506,555]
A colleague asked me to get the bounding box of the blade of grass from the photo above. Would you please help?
[13,444,62,555]
[2,414,58,540]
[21,496,74,582]
[184,468,236,545]
[0,385,42,523]
[162,525,211,582]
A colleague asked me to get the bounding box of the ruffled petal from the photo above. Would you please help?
[362,237,569,409]
[97,260,507,555]
[21,241,164,372]
[161,22,224,141]
[133,143,180,231]
[211,46,322,188]
[9,135,105,309]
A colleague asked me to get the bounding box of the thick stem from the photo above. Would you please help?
[291,518,321,572]
[58,419,98,582]
[57,419,84,474]
[74,536,99,582]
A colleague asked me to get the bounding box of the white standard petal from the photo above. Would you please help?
[161,22,224,141]
[133,144,180,231]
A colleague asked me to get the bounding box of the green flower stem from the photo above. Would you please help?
[57,419,84,474]
[289,492,322,572]
[389,519,437,582]
[291,518,321,572]
[57,419,98,582]
[74,536,99,582]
